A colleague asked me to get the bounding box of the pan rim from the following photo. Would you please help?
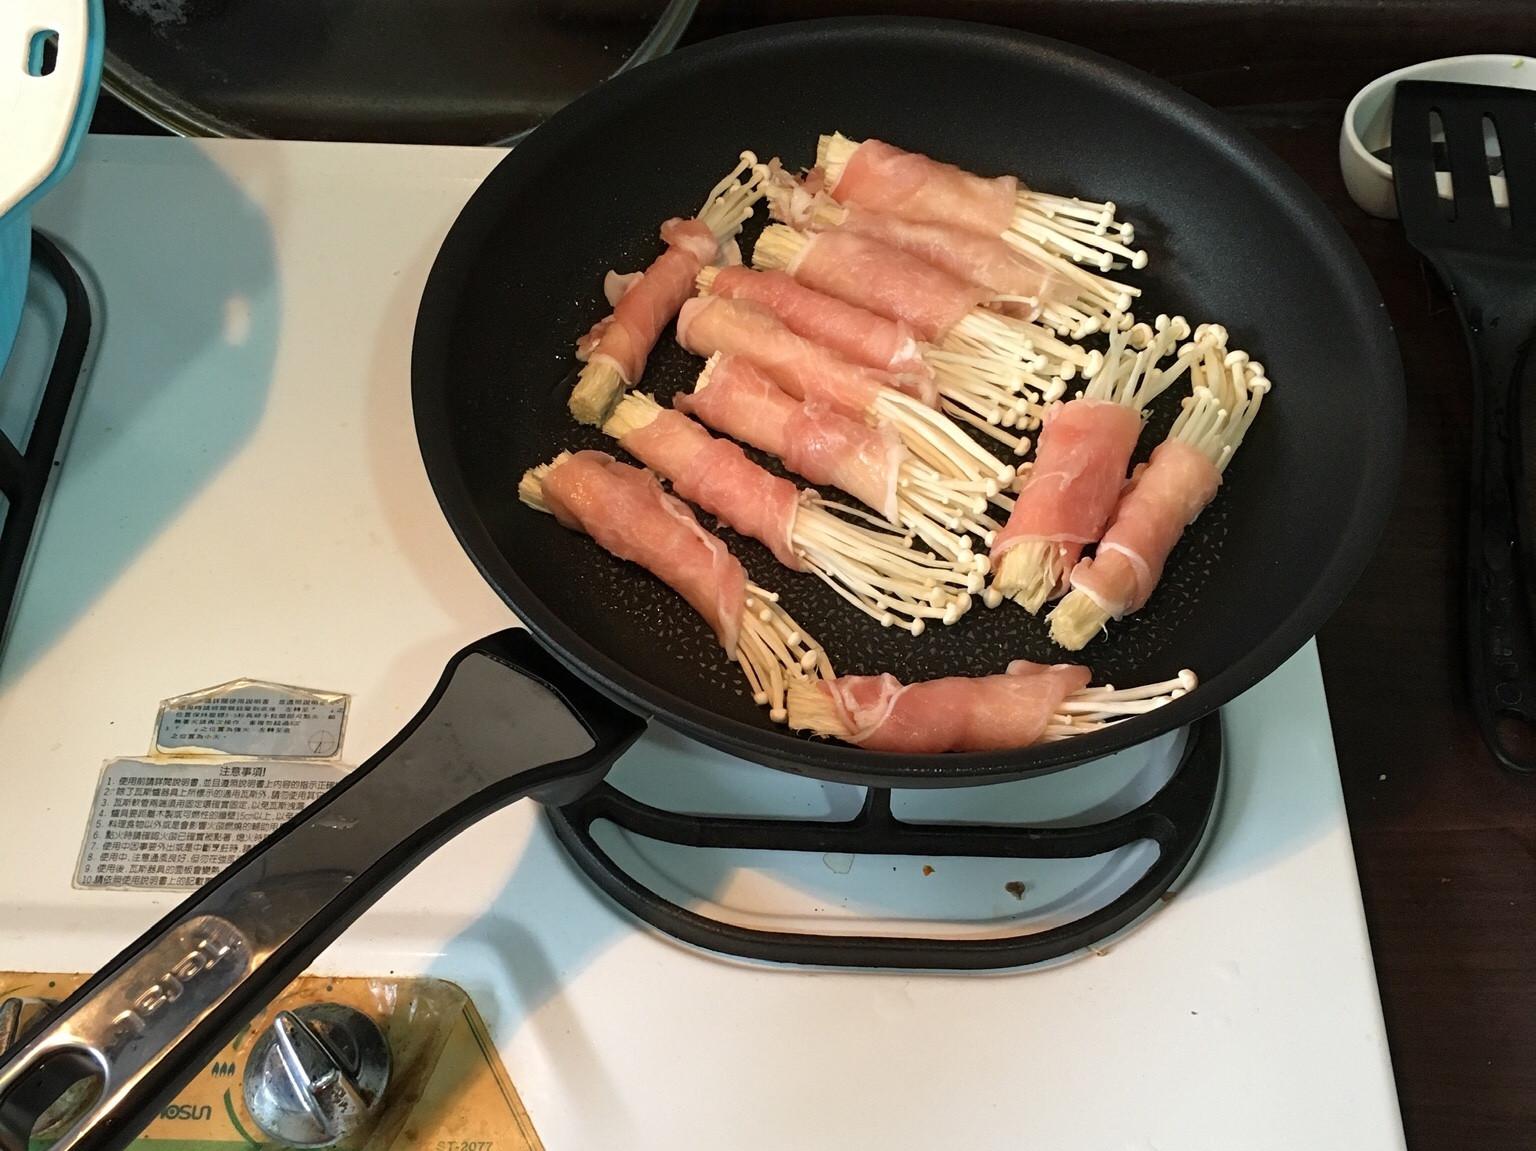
[411,15,1404,786]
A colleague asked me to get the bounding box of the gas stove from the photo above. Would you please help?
[0,136,1406,1150]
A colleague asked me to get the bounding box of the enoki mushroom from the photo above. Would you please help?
[1047,327,1271,649]
[753,222,1120,456]
[604,394,983,636]
[568,153,768,426]
[785,668,1199,745]
[690,352,1000,565]
[989,314,1193,613]
[815,132,1144,337]
[519,454,830,721]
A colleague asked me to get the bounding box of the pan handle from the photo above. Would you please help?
[0,629,645,1151]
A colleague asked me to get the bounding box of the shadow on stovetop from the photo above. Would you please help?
[0,141,278,684]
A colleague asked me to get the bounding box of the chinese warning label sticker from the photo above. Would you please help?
[154,680,349,758]
[75,758,345,890]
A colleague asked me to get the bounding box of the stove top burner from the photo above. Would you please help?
[0,233,91,648]
[548,714,1221,970]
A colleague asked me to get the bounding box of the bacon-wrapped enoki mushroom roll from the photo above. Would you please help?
[679,353,1003,566]
[989,316,1193,613]
[765,164,1116,353]
[1049,327,1270,650]
[677,295,1017,500]
[752,225,1111,455]
[697,265,930,378]
[787,662,1197,752]
[569,153,766,426]
[519,451,829,719]
[815,133,1146,321]
[696,264,1070,459]
[604,395,981,635]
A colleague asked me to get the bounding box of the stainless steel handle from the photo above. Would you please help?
[0,630,644,1151]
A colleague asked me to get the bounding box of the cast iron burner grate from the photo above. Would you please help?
[548,713,1221,970]
[0,233,91,641]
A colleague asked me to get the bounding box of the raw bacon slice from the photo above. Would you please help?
[989,317,1193,612]
[606,394,981,635]
[824,202,1058,311]
[576,217,716,387]
[1068,439,1220,615]
[1048,327,1271,650]
[823,136,1018,238]
[678,295,1015,513]
[614,406,803,571]
[817,132,1147,273]
[796,661,1092,753]
[676,295,927,413]
[991,399,1144,572]
[755,226,986,342]
[811,134,1147,338]
[569,155,766,426]
[699,264,929,377]
[536,450,747,655]
[676,354,904,523]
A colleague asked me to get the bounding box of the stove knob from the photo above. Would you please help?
[242,1003,391,1148]
[0,996,57,1055]
[1,997,96,1138]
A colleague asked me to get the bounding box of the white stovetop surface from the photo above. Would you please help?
[0,136,1405,1151]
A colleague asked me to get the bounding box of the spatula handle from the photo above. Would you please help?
[1462,303,1536,773]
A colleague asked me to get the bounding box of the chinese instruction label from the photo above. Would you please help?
[75,758,345,890]
[154,680,349,758]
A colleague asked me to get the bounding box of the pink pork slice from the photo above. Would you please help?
[541,451,746,655]
[706,265,929,377]
[834,203,1057,307]
[820,660,1092,753]
[785,229,987,343]
[830,138,1019,238]
[617,408,803,572]
[576,217,717,384]
[991,399,1145,579]
[1068,438,1222,616]
[676,355,904,523]
[677,295,930,414]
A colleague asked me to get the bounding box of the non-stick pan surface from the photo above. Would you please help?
[413,17,1403,785]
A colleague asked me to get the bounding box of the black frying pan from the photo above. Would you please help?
[0,20,1401,1151]
[412,16,1403,783]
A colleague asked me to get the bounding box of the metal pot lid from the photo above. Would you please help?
[103,0,697,144]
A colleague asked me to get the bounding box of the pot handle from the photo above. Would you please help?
[2,0,103,217]
[0,629,645,1151]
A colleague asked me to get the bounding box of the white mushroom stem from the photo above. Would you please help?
[519,456,827,723]
[991,540,1072,614]
[868,387,1016,489]
[695,151,769,245]
[988,314,1194,613]
[1165,330,1271,473]
[688,354,999,562]
[1079,313,1193,410]
[568,358,628,428]
[815,132,1145,322]
[603,394,980,636]
[1008,195,1149,274]
[568,155,767,428]
[754,222,1112,414]
[787,667,1199,744]
[736,584,834,723]
[1047,329,1271,648]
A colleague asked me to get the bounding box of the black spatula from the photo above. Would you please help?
[1392,80,1536,773]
